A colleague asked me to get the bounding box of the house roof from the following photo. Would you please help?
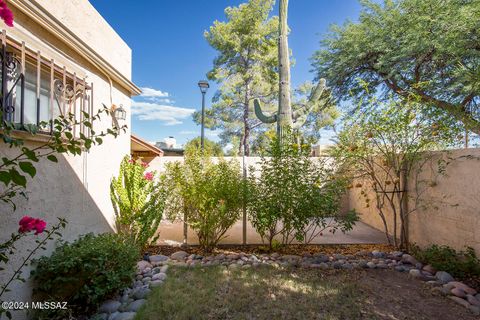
[10,0,142,96]
[131,134,164,157]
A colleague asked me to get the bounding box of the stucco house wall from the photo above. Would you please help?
[0,1,138,318]
[346,148,480,255]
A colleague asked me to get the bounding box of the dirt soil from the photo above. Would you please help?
[357,269,478,320]
[146,243,395,257]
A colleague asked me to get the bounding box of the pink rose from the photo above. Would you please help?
[143,172,154,181]
[33,219,46,234]
[18,216,47,234]
[0,0,14,27]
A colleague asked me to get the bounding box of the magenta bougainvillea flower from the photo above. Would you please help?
[143,172,154,181]
[0,0,14,27]
[19,216,47,234]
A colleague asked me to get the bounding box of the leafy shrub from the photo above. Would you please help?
[164,148,245,252]
[411,244,480,279]
[31,233,140,319]
[110,156,167,248]
[247,134,358,249]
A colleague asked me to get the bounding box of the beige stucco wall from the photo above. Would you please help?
[144,156,386,246]
[0,2,133,318]
[346,148,480,255]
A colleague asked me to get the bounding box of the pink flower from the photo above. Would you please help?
[144,172,154,181]
[128,159,135,164]
[18,216,47,234]
[0,1,14,27]
[141,162,149,168]
[33,219,46,234]
[18,216,35,233]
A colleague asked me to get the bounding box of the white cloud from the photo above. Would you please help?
[206,130,221,138]
[131,101,195,126]
[179,130,198,135]
[140,87,169,98]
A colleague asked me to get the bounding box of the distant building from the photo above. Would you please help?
[155,136,184,156]
[131,134,163,162]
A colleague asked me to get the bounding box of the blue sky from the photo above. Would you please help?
[89,0,363,146]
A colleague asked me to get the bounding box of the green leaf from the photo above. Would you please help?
[47,155,58,163]
[19,161,36,178]
[0,170,11,186]
[22,148,39,162]
[9,168,26,187]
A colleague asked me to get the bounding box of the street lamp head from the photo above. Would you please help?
[198,80,209,94]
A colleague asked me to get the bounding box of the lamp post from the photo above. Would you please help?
[198,80,209,151]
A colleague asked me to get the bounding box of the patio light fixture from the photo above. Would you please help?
[112,104,127,121]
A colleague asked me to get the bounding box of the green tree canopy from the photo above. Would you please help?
[312,0,480,133]
[184,137,224,156]
[194,0,279,156]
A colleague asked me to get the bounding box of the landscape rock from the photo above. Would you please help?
[132,287,151,300]
[136,261,152,272]
[449,281,477,295]
[435,271,454,284]
[466,294,480,307]
[409,269,422,279]
[98,300,121,314]
[108,312,119,320]
[152,272,167,281]
[451,287,467,298]
[282,255,301,261]
[448,296,471,309]
[126,299,146,312]
[312,254,329,263]
[401,254,418,265]
[149,255,168,263]
[422,264,436,274]
[170,251,189,261]
[112,312,136,320]
[372,250,385,258]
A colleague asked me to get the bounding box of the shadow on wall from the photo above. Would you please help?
[0,144,114,319]
[346,148,480,256]
[156,219,387,246]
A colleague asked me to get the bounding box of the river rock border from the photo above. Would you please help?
[91,249,480,319]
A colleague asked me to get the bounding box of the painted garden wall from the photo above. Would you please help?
[346,148,480,255]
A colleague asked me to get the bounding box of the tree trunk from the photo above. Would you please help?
[243,84,251,156]
[277,0,293,141]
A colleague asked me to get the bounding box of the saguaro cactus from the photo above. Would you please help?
[254,0,327,141]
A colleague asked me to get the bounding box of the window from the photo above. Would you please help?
[0,30,93,136]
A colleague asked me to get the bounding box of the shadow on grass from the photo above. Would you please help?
[134,266,370,320]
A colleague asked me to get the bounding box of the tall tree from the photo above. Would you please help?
[312,0,480,133]
[184,137,224,156]
[194,0,279,156]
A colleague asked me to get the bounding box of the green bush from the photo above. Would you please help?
[247,133,358,249]
[110,156,167,248]
[411,244,480,279]
[164,148,245,252]
[31,233,140,319]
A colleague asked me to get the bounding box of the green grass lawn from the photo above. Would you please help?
[134,266,371,320]
[134,265,479,320]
